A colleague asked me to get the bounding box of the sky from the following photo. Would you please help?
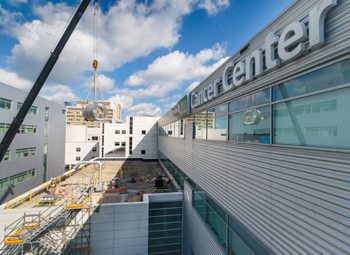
[0,0,293,118]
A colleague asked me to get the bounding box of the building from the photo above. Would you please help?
[0,82,66,203]
[65,116,159,166]
[66,100,121,128]
[158,0,350,254]
[114,103,122,122]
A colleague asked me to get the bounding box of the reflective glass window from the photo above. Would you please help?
[229,105,270,143]
[229,89,270,112]
[194,111,207,139]
[273,58,350,101]
[273,87,350,148]
[0,98,11,110]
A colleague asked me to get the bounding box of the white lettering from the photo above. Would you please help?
[309,0,337,49]
[222,62,234,91]
[246,49,263,81]
[278,21,308,61]
[265,32,280,69]
[208,83,214,100]
[233,62,245,87]
[190,0,337,109]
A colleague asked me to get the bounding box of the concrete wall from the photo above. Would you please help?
[65,125,100,165]
[90,193,183,255]
[127,116,159,159]
[90,201,149,255]
[0,82,65,203]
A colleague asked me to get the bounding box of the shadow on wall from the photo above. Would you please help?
[83,142,100,161]
[0,185,15,204]
[105,123,158,160]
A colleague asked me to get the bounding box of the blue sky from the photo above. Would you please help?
[0,0,292,117]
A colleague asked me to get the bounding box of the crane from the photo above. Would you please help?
[0,0,95,163]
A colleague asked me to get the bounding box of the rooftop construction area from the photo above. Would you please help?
[0,160,175,255]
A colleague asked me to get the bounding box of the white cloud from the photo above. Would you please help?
[0,68,32,90]
[187,81,200,93]
[128,103,161,117]
[108,94,134,109]
[82,74,116,93]
[5,0,230,85]
[123,43,229,98]
[197,0,229,16]
[0,5,22,33]
[41,85,78,105]
[6,0,28,6]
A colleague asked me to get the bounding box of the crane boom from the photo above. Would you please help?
[0,0,92,163]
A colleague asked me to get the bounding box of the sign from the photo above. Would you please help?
[191,0,337,109]
[172,95,190,118]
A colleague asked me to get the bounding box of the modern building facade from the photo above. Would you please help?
[0,82,66,203]
[158,0,350,254]
[65,116,159,166]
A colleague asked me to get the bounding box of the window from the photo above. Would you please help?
[141,150,146,155]
[45,107,49,121]
[3,151,10,161]
[272,58,350,101]
[273,87,349,148]
[17,102,38,115]
[76,157,81,161]
[122,130,126,134]
[115,142,120,146]
[121,142,126,146]
[0,123,10,134]
[229,89,270,144]
[16,147,37,159]
[76,147,81,152]
[271,58,350,149]
[0,98,11,110]
[0,169,36,190]
[92,136,98,141]
[142,130,146,135]
[207,104,228,141]
[229,105,270,143]
[180,119,185,138]
[194,111,207,139]
[115,130,120,134]
[18,125,37,134]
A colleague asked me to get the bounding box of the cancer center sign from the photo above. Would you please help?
[191,0,337,109]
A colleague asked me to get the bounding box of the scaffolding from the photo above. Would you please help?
[0,162,101,255]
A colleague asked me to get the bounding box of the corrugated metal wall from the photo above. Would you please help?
[158,0,350,254]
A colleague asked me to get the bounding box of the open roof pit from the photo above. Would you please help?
[5,160,174,209]
[100,160,175,204]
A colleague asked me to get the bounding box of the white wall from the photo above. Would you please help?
[126,116,159,159]
[90,193,183,255]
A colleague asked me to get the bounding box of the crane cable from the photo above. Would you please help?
[92,0,99,101]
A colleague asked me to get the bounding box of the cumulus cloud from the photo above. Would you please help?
[0,6,23,33]
[128,103,161,117]
[0,68,32,90]
[1,0,230,112]
[5,0,230,84]
[41,85,78,105]
[82,74,116,93]
[198,0,229,16]
[187,81,200,93]
[6,0,28,6]
[123,43,228,98]
[108,94,134,109]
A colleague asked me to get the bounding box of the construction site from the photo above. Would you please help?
[0,160,176,255]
